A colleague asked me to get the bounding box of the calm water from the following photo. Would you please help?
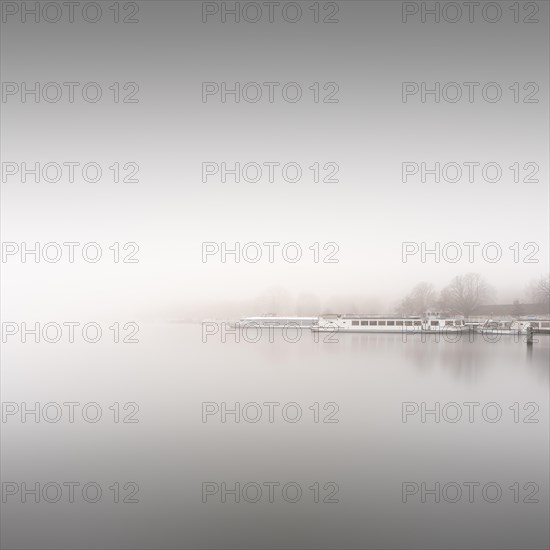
[2,324,549,549]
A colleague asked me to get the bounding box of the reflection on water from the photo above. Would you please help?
[1,325,549,549]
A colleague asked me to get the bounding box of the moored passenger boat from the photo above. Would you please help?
[519,318,550,334]
[311,312,466,333]
[231,315,317,329]
[476,319,543,335]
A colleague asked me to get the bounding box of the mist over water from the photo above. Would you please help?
[1,0,549,322]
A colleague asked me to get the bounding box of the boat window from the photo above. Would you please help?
[369,320,377,326]
[378,321,386,326]
[542,322,550,328]
[352,321,359,326]
[405,321,413,326]
[431,320,439,326]
[387,321,395,326]
[396,320,403,326]
[454,321,461,326]
[445,320,454,326]
[414,320,421,326]
[361,321,368,326]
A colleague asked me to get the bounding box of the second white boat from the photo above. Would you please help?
[311,312,467,333]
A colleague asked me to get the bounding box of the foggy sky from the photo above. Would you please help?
[1,0,548,321]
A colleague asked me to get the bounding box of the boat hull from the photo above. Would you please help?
[477,328,529,335]
[312,326,468,334]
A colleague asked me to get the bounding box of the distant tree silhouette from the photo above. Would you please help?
[439,273,493,317]
[295,293,321,316]
[526,274,550,306]
[512,300,524,317]
[398,282,436,315]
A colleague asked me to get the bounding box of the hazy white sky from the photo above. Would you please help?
[2,1,548,320]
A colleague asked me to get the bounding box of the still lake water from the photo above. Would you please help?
[1,324,549,549]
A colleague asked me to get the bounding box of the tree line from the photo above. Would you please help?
[398,273,550,318]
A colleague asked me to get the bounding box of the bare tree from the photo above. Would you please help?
[254,287,293,314]
[440,273,493,317]
[511,300,524,317]
[295,293,321,316]
[398,282,436,316]
[526,274,550,306]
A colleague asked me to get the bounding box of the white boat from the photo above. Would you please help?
[519,318,550,334]
[231,315,317,329]
[311,312,466,333]
[477,319,532,335]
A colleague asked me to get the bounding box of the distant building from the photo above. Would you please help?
[470,302,550,320]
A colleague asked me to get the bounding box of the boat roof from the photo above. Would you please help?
[321,314,422,319]
[241,316,317,320]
